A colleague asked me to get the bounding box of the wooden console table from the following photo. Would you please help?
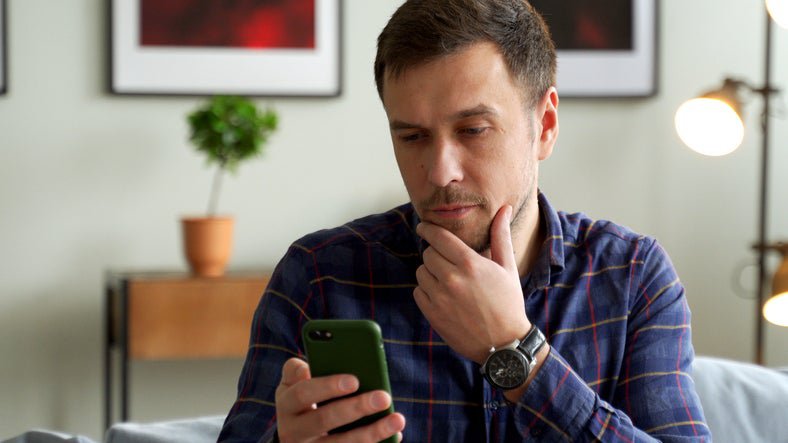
[103,270,270,430]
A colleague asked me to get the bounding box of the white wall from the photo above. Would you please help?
[0,0,786,440]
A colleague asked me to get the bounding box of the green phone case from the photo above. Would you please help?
[302,319,396,442]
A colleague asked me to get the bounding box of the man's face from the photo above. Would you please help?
[382,42,556,251]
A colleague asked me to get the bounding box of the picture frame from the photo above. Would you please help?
[0,0,6,95]
[531,0,658,98]
[109,0,342,97]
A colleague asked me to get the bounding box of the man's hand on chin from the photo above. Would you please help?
[414,205,532,364]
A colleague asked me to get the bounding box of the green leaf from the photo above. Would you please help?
[186,95,279,209]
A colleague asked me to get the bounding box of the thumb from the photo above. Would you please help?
[280,357,311,387]
[490,205,516,271]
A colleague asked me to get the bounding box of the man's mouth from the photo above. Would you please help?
[428,204,479,219]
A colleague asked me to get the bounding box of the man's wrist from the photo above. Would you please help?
[473,321,531,364]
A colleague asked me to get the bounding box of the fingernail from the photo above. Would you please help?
[370,391,390,409]
[339,376,358,392]
[295,364,308,379]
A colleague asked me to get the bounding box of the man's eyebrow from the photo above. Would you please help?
[390,120,420,131]
[454,104,498,119]
[389,105,498,131]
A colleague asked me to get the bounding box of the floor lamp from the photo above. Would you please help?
[674,1,788,365]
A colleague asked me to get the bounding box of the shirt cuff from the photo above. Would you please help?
[511,347,596,441]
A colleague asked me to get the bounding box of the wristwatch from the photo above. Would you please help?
[480,325,546,390]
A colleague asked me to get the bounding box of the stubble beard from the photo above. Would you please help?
[417,184,532,253]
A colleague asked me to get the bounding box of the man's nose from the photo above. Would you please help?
[426,136,464,187]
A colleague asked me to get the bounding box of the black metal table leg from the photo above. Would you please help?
[120,281,129,422]
[104,281,113,431]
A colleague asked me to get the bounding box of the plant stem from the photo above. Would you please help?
[207,166,224,217]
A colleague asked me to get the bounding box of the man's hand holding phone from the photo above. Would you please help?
[275,358,406,443]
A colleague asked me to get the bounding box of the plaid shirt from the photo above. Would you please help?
[219,192,711,442]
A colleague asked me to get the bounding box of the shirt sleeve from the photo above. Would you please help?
[217,245,317,443]
[510,238,712,442]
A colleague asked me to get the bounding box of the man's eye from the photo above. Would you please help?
[400,132,424,142]
[460,127,488,136]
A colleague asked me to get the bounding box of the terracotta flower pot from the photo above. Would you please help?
[181,216,234,277]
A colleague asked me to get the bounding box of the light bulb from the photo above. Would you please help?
[675,98,744,156]
[766,0,788,29]
[764,292,788,327]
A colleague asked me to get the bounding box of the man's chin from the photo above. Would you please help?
[417,211,491,252]
[446,226,491,253]
[468,237,491,254]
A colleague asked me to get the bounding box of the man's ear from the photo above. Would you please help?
[535,87,559,161]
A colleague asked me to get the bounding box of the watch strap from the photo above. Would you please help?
[517,325,546,364]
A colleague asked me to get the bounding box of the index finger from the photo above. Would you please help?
[416,221,476,265]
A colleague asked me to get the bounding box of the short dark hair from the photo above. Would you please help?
[374,0,556,108]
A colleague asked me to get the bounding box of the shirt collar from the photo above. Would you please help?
[408,207,428,256]
[521,191,566,294]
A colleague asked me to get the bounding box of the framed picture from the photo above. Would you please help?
[0,0,6,95]
[109,0,342,97]
[531,0,658,98]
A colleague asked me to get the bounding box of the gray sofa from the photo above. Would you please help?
[5,356,788,443]
[691,356,788,442]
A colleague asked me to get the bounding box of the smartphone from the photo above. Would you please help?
[302,319,396,441]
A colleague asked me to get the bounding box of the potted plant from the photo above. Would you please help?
[182,95,278,277]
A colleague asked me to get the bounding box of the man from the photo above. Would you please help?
[219,0,711,441]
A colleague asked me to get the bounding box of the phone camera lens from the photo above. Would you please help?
[308,330,332,341]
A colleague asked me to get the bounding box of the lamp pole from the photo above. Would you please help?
[755,8,774,366]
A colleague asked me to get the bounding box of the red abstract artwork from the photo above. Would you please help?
[140,0,315,49]
[530,0,633,51]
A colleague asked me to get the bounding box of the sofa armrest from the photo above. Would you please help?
[692,356,788,443]
[105,416,224,443]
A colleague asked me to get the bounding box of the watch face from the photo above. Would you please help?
[486,349,527,390]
